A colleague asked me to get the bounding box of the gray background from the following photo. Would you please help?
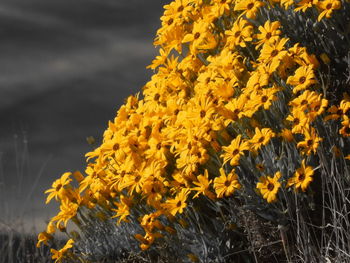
[0,0,167,233]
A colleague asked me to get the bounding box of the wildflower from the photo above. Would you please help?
[297,128,322,155]
[317,0,341,21]
[287,65,317,94]
[279,128,294,142]
[36,231,53,248]
[295,0,319,12]
[339,116,350,137]
[324,105,343,121]
[286,109,310,134]
[52,199,79,227]
[287,160,314,191]
[225,18,253,48]
[192,169,215,199]
[258,38,289,72]
[289,90,320,111]
[234,0,264,19]
[162,188,191,216]
[221,135,250,166]
[112,195,133,224]
[45,172,72,204]
[255,21,281,49]
[214,168,241,198]
[51,239,74,263]
[256,171,281,203]
[249,127,275,152]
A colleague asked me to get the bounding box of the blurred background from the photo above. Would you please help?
[0,0,167,233]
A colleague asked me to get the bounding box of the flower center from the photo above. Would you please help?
[307,139,313,147]
[271,49,278,57]
[232,149,240,155]
[298,173,305,181]
[326,3,332,9]
[167,18,174,26]
[301,100,308,105]
[265,32,272,39]
[258,136,265,143]
[234,31,241,38]
[224,180,231,187]
[200,110,206,118]
[261,95,268,103]
[247,3,254,9]
[154,93,160,101]
[55,184,62,192]
[113,143,120,151]
[194,32,201,39]
[299,76,306,84]
[267,183,274,191]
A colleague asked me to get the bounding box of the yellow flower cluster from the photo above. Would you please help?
[39,0,349,259]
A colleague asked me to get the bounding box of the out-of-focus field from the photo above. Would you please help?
[0,0,167,235]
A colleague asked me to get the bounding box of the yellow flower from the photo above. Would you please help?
[234,0,264,19]
[339,115,350,137]
[52,199,79,227]
[317,0,341,21]
[249,127,275,152]
[225,18,253,48]
[295,0,319,12]
[279,128,294,142]
[297,128,322,155]
[192,169,215,199]
[162,188,190,216]
[256,171,281,203]
[51,239,74,263]
[112,195,133,224]
[36,231,53,248]
[255,21,281,49]
[258,38,289,72]
[289,90,320,111]
[45,172,72,204]
[221,135,250,166]
[287,160,314,192]
[214,168,241,198]
[286,109,310,134]
[286,65,317,94]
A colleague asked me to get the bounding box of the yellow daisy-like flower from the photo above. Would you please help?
[225,18,253,48]
[286,65,317,94]
[51,239,74,263]
[256,172,281,203]
[221,134,250,166]
[162,188,191,216]
[45,172,72,204]
[249,127,275,152]
[214,168,241,198]
[234,0,264,19]
[287,160,314,192]
[255,21,281,49]
[297,128,323,155]
[317,0,341,21]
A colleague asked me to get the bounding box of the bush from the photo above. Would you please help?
[38,1,350,262]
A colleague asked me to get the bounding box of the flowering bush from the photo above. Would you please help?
[38,1,350,262]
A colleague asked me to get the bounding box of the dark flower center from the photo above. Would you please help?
[267,183,274,191]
